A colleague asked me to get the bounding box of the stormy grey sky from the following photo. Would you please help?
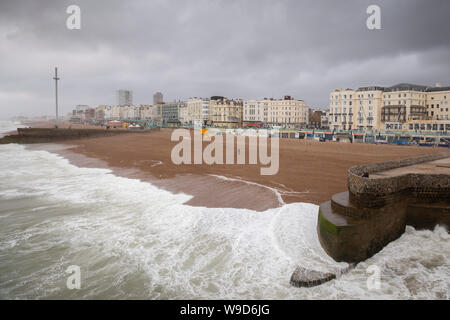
[0,0,449,118]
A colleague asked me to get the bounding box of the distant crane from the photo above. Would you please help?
[53,67,60,121]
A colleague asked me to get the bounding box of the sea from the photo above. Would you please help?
[0,120,448,299]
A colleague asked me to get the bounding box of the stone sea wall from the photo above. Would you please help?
[318,153,450,263]
[0,128,150,144]
[348,152,450,208]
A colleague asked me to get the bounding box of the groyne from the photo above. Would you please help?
[0,128,155,144]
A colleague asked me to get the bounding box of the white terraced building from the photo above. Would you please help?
[328,83,450,132]
[243,96,308,128]
[186,98,210,125]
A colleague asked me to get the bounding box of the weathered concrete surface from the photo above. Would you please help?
[318,154,450,263]
[0,128,149,144]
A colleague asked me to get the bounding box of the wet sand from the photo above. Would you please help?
[32,128,446,211]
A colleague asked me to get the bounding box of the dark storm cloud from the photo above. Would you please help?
[0,0,449,118]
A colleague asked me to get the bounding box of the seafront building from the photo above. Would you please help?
[178,103,188,124]
[120,105,139,119]
[161,101,186,125]
[243,96,308,128]
[153,92,163,105]
[116,90,133,106]
[321,110,330,129]
[70,105,96,123]
[152,104,162,122]
[328,83,450,132]
[139,105,153,120]
[186,98,210,125]
[94,105,109,120]
[243,100,267,126]
[329,87,383,131]
[110,105,122,120]
[266,96,308,128]
[209,97,243,128]
[410,86,449,132]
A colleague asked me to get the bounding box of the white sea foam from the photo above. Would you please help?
[0,120,24,136]
[0,144,448,299]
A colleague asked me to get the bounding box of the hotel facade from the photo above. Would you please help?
[243,96,308,128]
[209,97,243,128]
[186,98,210,125]
[328,83,450,132]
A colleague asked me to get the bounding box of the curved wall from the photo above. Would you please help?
[348,152,450,208]
[318,152,450,263]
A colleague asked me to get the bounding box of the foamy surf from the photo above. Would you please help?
[0,120,24,138]
[0,143,448,299]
